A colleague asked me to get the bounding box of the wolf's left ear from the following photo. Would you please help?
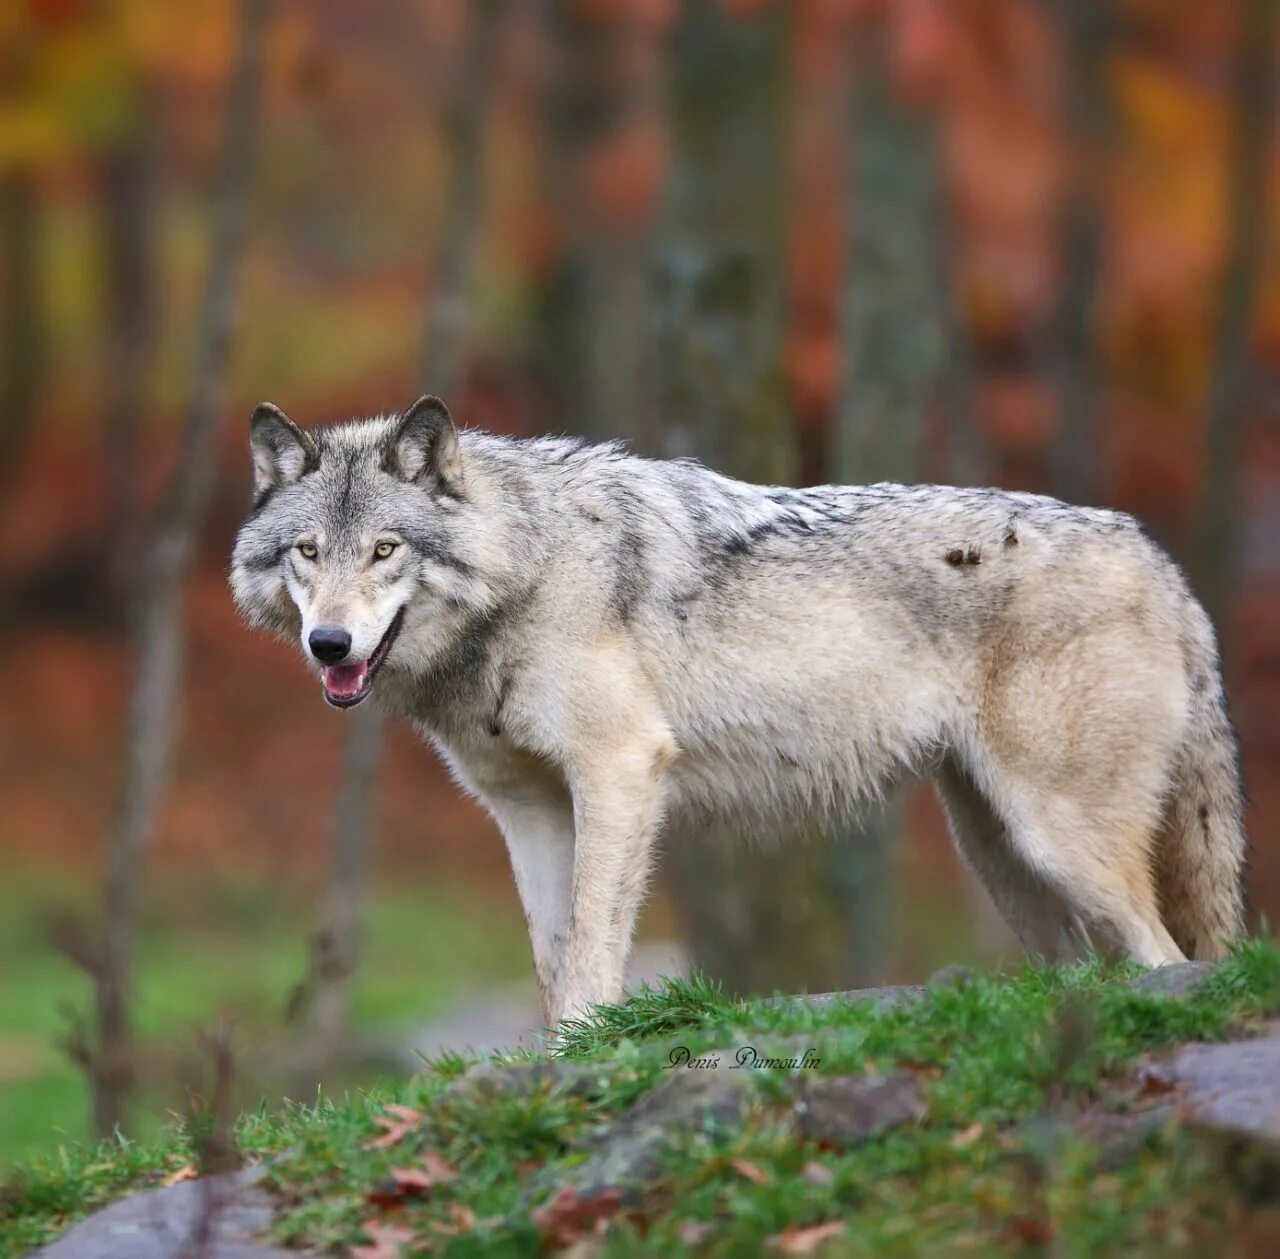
[249,403,319,495]
[385,395,462,493]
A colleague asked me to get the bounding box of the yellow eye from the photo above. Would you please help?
[298,542,318,560]
[373,541,398,561]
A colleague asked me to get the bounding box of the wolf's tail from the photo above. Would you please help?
[1155,602,1247,960]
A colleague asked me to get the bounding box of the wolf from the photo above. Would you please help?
[231,395,1247,1025]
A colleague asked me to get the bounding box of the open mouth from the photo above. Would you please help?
[321,608,405,709]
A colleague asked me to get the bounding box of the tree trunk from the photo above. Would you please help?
[100,120,159,610]
[307,702,383,1046]
[94,0,271,1139]
[1197,0,1275,631]
[654,5,860,999]
[828,61,947,985]
[302,0,500,1050]
[537,0,667,448]
[0,171,44,494]
[1048,0,1109,508]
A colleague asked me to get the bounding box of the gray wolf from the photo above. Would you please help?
[231,395,1247,1025]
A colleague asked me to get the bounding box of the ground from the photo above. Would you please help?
[4,942,1280,1257]
[0,870,530,1170]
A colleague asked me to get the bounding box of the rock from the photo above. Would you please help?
[1128,962,1216,999]
[792,1071,928,1149]
[1074,1105,1179,1171]
[927,965,975,992]
[1142,1023,1280,1146]
[546,1072,754,1202]
[399,940,688,1064]
[35,1166,291,1259]
[768,985,927,1014]
[441,1058,606,1103]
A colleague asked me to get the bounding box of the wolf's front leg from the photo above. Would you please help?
[486,790,576,1027]
[557,739,673,1025]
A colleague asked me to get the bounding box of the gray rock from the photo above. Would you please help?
[766,985,927,1014]
[1142,1023,1280,1145]
[440,1058,607,1103]
[1074,1105,1179,1171]
[550,1072,754,1202]
[35,1166,291,1259]
[792,1071,928,1149]
[1128,962,1216,999]
[927,965,975,992]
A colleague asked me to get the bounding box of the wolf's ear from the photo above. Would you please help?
[385,395,461,493]
[249,403,319,495]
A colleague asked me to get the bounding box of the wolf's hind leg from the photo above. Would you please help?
[935,758,1088,961]
[981,770,1186,967]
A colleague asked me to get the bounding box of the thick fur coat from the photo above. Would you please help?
[231,396,1247,1024]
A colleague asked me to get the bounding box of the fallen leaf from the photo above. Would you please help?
[1008,1215,1054,1245]
[951,1122,984,1149]
[366,1166,437,1209]
[421,1150,459,1184]
[801,1161,834,1186]
[162,1164,198,1186]
[730,1157,773,1185]
[431,1202,477,1236]
[532,1187,624,1248]
[678,1218,717,1245]
[768,1219,846,1254]
[1135,1067,1178,1097]
[363,1104,425,1152]
[350,1218,416,1259]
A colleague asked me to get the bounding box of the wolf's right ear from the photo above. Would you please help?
[249,403,319,495]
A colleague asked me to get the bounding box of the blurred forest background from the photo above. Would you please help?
[2,0,1279,1170]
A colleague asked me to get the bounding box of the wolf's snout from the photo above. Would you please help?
[308,625,352,664]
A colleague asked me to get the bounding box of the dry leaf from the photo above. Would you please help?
[421,1150,459,1184]
[730,1157,773,1185]
[768,1219,846,1254]
[431,1202,478,1236]
[363,1104,425,1152]
[350,1218,416,1259]
[678,1219,717,1245]
[1008,1216,1054,1245]
[532,1187,624,1248]
[950,1122,984,1149]
[162,1164,198,1186]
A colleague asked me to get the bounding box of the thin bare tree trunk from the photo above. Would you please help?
[1048,0,1109,507]
[101,121,159,609]
[829,60,946,985]
[94,0,271,1139]
[303,1,500,1049]
[418,0,501,401]
[0,171,44,493]
[1197,0,1275,629]
[656,5,862,999]
[307,702,383,1045]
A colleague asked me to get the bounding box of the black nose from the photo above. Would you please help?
[308,625,352,664]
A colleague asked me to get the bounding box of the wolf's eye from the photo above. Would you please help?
[373,541,398,561]
[298,542,318,560]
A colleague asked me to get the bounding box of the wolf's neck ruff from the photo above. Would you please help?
[230,396,1247,1029]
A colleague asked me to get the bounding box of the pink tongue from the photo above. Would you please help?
[324,661,368,698]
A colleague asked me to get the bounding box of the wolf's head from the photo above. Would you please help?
[230,395,482,709]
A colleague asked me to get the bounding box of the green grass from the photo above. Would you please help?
[5,941,1279,1257]
[0,872,529,1172]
